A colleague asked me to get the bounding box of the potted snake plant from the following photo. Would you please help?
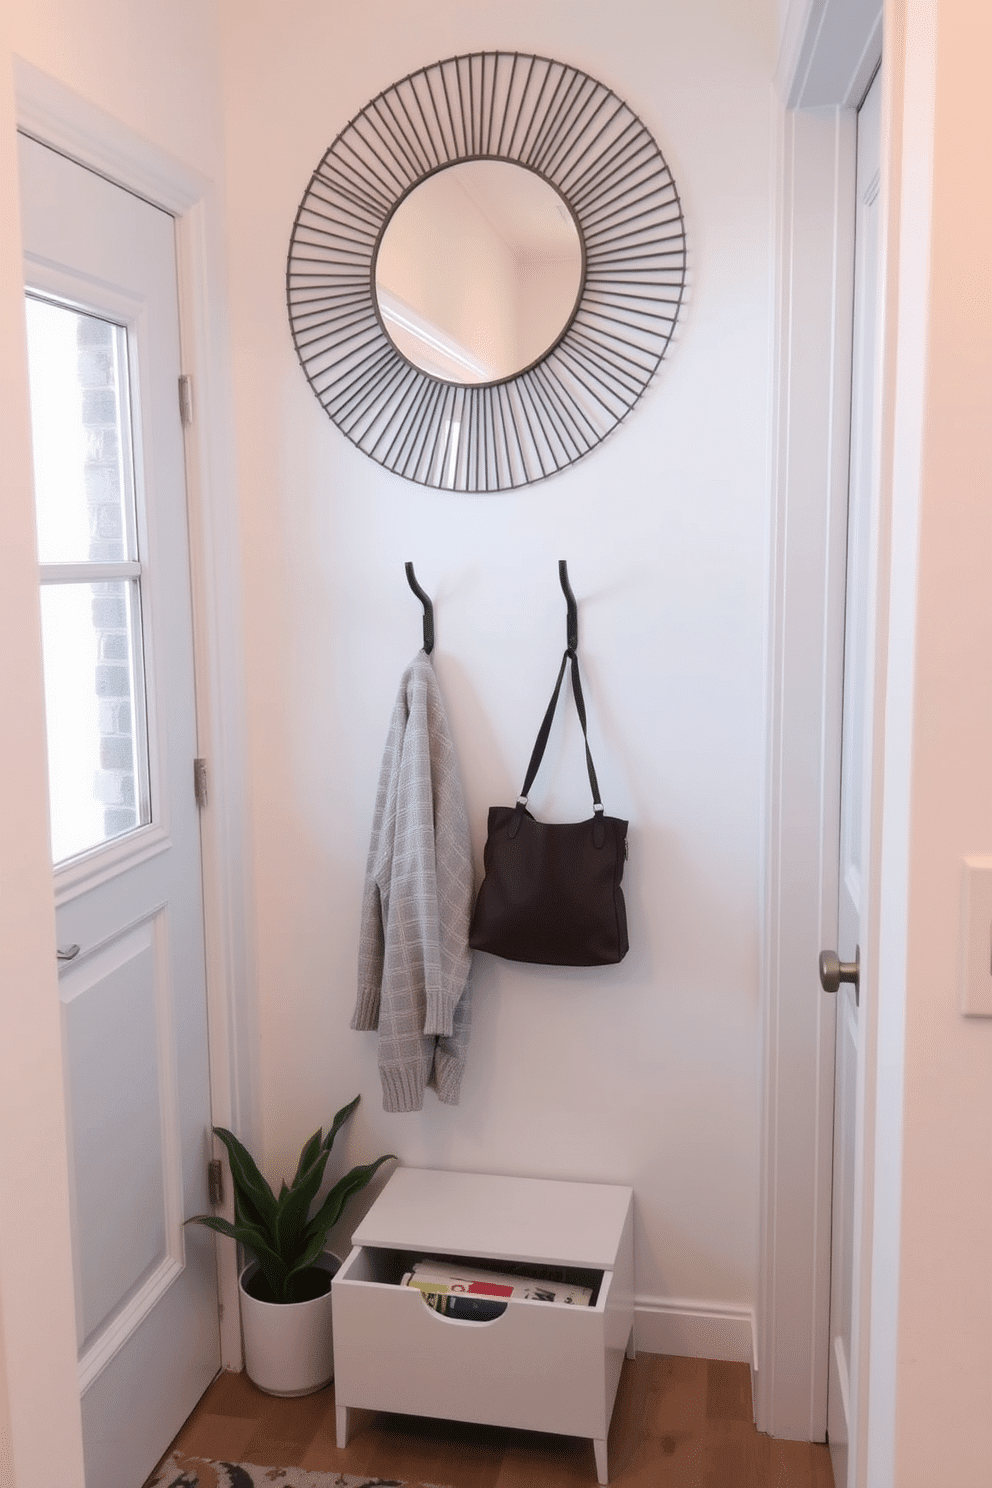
[187,1095,393,1396]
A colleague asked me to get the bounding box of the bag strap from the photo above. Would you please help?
[510,647,606,847]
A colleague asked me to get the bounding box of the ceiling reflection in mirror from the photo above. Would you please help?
[374,162,582,384]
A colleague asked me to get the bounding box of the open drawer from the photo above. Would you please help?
[332,1244,617,1441]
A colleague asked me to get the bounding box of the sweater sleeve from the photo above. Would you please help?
[352,877,384,1030]
[420,662,475,1039]
[353,653,474,1109]
[352,674,404,1031]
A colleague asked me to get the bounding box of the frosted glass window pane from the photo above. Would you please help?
[39,583,150,864]
[25,297,136,565]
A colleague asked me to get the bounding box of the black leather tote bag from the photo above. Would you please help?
[469,646,628,966]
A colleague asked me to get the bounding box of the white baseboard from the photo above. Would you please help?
[635,1296,757,1371]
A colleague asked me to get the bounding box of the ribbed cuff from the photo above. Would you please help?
[351,985,380,1031]
[423,990,455,1038]
[432,1048,464,1106]
[380,1065,426,1113]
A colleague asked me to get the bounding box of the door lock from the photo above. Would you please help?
[819,946,860,1005]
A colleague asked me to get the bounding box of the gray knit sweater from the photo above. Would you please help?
[352,651,474,1112]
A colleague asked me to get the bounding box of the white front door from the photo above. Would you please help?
[822,67,882,1488]
[19,133,220,1488]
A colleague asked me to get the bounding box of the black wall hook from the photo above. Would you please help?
[405,562,435,654]
[559,559,578,652]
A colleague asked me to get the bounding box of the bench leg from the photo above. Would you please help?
[336,1404,351,1449]
[593,1437,608,1484]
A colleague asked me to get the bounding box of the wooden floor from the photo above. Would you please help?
[153,1355,834,1488]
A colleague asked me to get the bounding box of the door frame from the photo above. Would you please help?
[762,3,942,1482]
[13,56,256,1374]
[757,0,881,1447]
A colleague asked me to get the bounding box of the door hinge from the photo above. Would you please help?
[194,757,208,808]
[178,373,193,426]
[207,1158,224,1207]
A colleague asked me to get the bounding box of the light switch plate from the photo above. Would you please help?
[959,856,992,1016]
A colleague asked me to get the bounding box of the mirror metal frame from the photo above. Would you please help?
[287,52,686,491]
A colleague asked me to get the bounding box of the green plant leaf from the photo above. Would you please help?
[303,1153,394,1249]
[320,1095,361,1155]
[285,1226,332,1284]
[196,1108,392,1302]
[243,1234,290,1300]
[183,1213,241,1240]
[220,1219,291,1299]
[226,1218,279,1255]
[211,1126,278,1234]
[188,1212,274,1261]
[274,1147,330,1266]
[231,1187,268,1235]
[185,1213,290,1301]
[292,1128,324,1186]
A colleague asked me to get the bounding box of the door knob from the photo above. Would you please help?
[819,946,859,1004]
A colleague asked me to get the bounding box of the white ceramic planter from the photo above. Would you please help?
[240,1251,340,1396]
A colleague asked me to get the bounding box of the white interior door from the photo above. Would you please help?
[822,68,882,1488]
[18,132,220,1488]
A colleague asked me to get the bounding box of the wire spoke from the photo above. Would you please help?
[287,51,686,491]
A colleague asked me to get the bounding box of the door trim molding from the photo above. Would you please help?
[759,94,855,1444]
[858,7,938,1482]
[13,55,256,1372]
[778,0,882,109]
[759,0,881,1446]
[14,60,206,212]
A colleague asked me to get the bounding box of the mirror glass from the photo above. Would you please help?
[374,160,583,384]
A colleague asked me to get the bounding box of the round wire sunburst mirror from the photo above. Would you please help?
[287,52,686,492]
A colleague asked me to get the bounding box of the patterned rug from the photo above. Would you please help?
[148,1455,451,1488]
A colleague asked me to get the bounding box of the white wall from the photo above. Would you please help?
[875,1,992,1481]
[4,3,992,1482]
[0,1286,13,1482]
[0,2,230,1481]
[0,14,85,1483]
[218,0,777,1345]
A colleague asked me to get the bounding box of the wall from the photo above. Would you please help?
[219,0,777,1348]
[0,2,230,1481]
[0,14,85,1484]
[4,4,990,1480]
[878,0,992,1481]
[0,1286,13,1485]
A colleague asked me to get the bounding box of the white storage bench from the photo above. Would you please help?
[332,1167,635,1484]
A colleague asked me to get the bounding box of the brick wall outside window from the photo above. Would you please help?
[77,314,139,838]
